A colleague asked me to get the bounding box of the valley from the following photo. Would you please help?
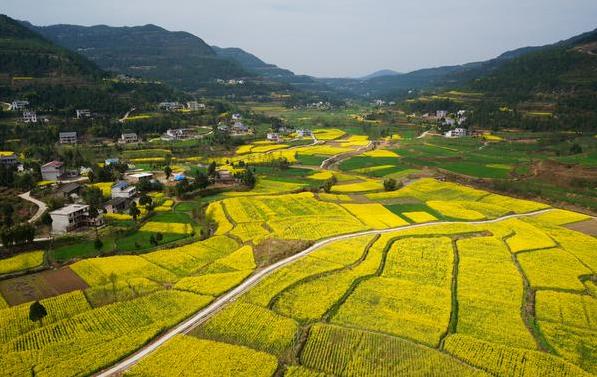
[0,9,595,377]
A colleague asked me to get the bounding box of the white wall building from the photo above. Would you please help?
[111,181,137,199]
[120,133,138,143]
[41,160,64,181]
[76,109,91,119]
[445,128,468,138]
[23,111,37,123]
[187,101,205,111]
[0,151,18,166]
[50,204,103,234]
[10,100,29,111]
[59,132,77,144]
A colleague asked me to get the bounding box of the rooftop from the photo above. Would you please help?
[42,160,64,169]
[50,204,89,216]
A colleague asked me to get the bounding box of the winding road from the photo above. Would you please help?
[18,191,47,223]
[96,208,554,376]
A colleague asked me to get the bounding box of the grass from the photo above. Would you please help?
[296,154,327,166]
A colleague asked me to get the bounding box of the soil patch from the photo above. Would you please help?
[0,267,88,306]
[254,238,313,267]
[565,218,597,236]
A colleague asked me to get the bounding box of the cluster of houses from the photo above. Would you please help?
[217,113,250,136]
[164,128,196,141]
[49,172,154,234]
[266,127,311,143]
[420,110,469,138]
[158,101,206,112]
[215,79,245,86]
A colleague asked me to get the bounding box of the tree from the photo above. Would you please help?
[194,172,209,190]
[570,143,583,155]
[240,168,256,188]
[207,161,217,177]
[0,203,14,227]
[139,194,152,207]
[94,238,103,253]
[149,234,158,247]
[164,165,172,179]
[129,202,141,221]
[155,232,163,242]
[29,301,47,326]
[321,178,334,193]
[41,212,53,227]
[384,178,398,192]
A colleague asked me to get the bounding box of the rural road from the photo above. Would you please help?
[18,191,47,223]
[95,208,554,377]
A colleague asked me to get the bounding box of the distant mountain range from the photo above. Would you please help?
[4,13,597,110]
[359,69,401,80]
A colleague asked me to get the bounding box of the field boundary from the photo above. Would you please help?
[94,208,554,377]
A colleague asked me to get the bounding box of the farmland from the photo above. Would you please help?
[0,103,595,377]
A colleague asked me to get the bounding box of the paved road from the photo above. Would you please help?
[95,208,554,376]
[18,191,48,223]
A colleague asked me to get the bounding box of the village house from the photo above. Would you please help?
[217,123,229,132]
[445,128,468,138]
[23,111,37,123]
[10,100,29,111]
[267,132,282,142]
[127,172,153,184]
[120,133,138,144]
[158,101,182,111]
[215,169,236,185]
[50,204,104,234]
[105,158,120,166]
[56,182,82,199]
[187,101,206,111]
[104,197,130,214]
[231,113,242,121]
[76,109,91,119]
[436,110,448,119]
[59,132,77,144]
[296,129,312,137]
[231,122,249,134]
[111,181,137,199]
[41,160,65,181]
[165,128,194,140]
[0,151,18,166]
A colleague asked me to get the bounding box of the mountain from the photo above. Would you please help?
[0,15,104,83]
[0,14,180,114]
[212,46,296,79]
[360,69,401,80]
[25,22,251,91]
[323,29,597,98]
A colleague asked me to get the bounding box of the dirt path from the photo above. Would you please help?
[95,208,554,377]
[18,191,48,223]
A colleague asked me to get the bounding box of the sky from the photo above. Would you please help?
[2,0,597,77]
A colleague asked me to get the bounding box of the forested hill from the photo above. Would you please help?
[322,28,597,99]
[0,14,179,115]
[211,46,296,79]
[25,22,252,90]
[0,14,104,81]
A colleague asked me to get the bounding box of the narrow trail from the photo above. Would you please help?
[95,208,554,376]
[18,191,48,223]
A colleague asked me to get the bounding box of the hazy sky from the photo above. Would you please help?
[2,0,597,77]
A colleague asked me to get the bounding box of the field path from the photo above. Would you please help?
[18,191,48,223]
[95,208,554,377]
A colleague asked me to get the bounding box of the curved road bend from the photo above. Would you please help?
[96,208,554,377]
[18,191,48,223]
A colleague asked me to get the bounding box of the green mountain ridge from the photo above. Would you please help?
[24,22,252,91]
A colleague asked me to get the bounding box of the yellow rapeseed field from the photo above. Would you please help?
[140,221,193,234]
[0,250,44,275]
[402,211,437,223]
[341,203,408,229]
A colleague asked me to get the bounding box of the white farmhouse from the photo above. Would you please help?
[111,181,137,199]
[50,204,104,234]
[10,100,29,111]
[445,128,468,138]
[59,132,77,144]
[23,111,37,123]
[120,133,138,144]
[41,160,64,181]
[76,109,91,119]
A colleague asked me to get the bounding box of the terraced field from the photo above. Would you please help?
[1,178,594,377]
